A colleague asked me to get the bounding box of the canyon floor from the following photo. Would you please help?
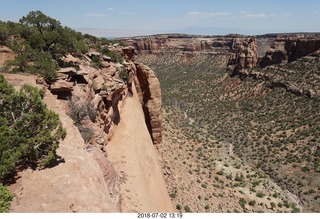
[139,53,320,213]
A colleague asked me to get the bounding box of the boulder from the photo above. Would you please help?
[58,67,77,74]
[50,80,74,92]
[62,54,82,64]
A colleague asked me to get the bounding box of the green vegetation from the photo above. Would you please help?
[0,74,66,179]
[239,198,247,208]
[140,52,320,212]
[184,205,192,213]
[256,192,265,198]
[101,47,123,63]
[68,98,96,143]
[0,183,13,212]
[0,11,89,82]
[0,74,66,212]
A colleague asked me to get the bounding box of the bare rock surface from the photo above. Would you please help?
[135,63,162,144]
[107,82,174,212]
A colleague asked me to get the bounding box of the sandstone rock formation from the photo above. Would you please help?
[223,34,320,97]
[135,63,162,144]
[228,37,258,76]
[123,34,245,56]
[0,45,15,66]
[106,83,174,212]
[4,44,169,212]
[4,74,120,212]
[259,34,320,67]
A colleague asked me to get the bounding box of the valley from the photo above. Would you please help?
[1,10,320,213]
[133,34,320,212]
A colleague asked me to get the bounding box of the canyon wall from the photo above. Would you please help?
[259,34,320,67]
[227,34,320,97]
[123,34,248,57]
[135,63,162,144]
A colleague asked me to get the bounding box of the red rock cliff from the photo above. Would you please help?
[134,63,162,144]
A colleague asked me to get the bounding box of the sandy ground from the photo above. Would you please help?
[107,82,175,212]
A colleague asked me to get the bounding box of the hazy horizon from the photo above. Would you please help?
[1,0,320,38]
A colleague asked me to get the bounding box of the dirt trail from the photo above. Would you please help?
[4,73,118,212]
[107,82,175,212]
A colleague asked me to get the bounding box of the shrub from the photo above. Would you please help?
[239,198,247,208]
[92,56,102,69]
[68,99,97,125]
[119,67,129,82]
[184,205,192,213]
[0,75,65,180]
[101,47,123,63]
[216,170,224,175]
[32,52,59,83]
[0,184,13,212]
[256,192,265,198]
[77,125,95,143]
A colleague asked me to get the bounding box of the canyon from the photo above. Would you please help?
[123,33,320,212]
[1,31,320,213]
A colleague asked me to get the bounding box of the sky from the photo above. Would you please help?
[0,0,320,37]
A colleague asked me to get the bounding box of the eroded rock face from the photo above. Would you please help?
[123,34,243,56]
[259,34,320,67]
[135,63,162,144]
[0,45,15,65]
[4,41,170,212]
[228,37,259,76]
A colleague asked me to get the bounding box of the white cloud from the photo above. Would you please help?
[85,13,107,17]
[188,11,207,17]
[244,13,268,18]
[239,11,268,18]
[187,11,231,18]
[107,8,115,11]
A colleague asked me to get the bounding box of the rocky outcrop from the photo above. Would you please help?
[5,44,169,212]
[123,34,246,56]
[134,64,162,144]
[106,83,174,212]
[228,37,259,76]
[0,45,15,66]
[259,34,320,67]
[226,34,320,97]
[50,48,163,146]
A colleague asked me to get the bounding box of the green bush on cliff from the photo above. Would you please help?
[101,47,123,63]
[0,74,66,182]
[1,11,89,82]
